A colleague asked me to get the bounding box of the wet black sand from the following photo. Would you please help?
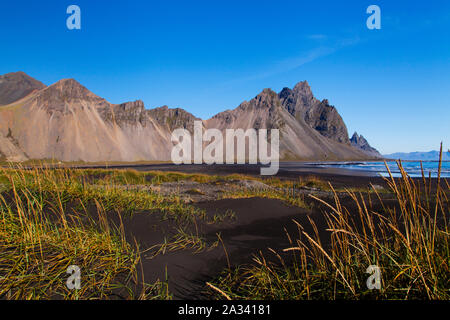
[132,197,313,299]
[118,195,399,299]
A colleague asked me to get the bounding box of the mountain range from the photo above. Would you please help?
[0,71,381,162]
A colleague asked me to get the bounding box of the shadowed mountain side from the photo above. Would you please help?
[0,72,46,106]
[205,88,370,160]
[279,81,350,144]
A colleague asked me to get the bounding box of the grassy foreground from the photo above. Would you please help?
[0,155,448,300]
[0,165,266,299]
[209,156,449,299]
[0,166,206,299]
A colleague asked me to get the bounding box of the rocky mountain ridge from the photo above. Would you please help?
[350,132,382,158]
[0,71,381,162]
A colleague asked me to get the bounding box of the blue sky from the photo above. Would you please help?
[1,0,449,154]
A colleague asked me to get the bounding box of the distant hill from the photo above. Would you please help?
[384,150,450,161]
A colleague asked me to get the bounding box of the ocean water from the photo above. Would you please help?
[313,161,450,178]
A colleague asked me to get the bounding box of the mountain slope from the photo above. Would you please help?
[0,77,197,162]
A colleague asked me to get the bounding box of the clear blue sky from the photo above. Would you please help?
[1,0,449,154]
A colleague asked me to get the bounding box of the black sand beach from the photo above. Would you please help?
[60,163,394,299]
[2,162,446,299]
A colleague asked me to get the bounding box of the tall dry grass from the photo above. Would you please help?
[0,165,172,299]
[211,147,449,299]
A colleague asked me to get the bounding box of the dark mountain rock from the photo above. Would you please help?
[206,87,370,160]
[350,132,382,158]
[146,105,200,133]
[0,71,46,105]
[279,81,350,144]
[101,100,147,125]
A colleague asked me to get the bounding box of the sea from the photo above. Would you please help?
[310,161,450,178]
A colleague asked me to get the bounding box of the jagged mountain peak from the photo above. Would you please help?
[292,80,313,97]
[351,132,371,146]
[256,88,279,100]
[279,81,317,113]
[259,88,277,95]
[240,88,281,111]
[351,131,361,141]
[350,132,382,158]
[279,81,350,144]
[279,86,293,96]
